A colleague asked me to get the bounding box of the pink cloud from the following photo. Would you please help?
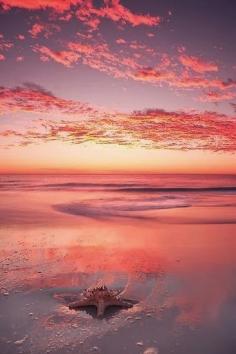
[0,35,13,61]
[33,45,80,67]
[199,91,236,102]
[17,34,25,40]
[129,41,146,50]
[29,23,45,38]
[0,0,77,12]
[133,66,236,93]
[133,67,175,83]
[6,108,236,152]
[0,35,13,51]
[16,55,24,62]
[175,75,236,90]
[0,83,99,117]
[29,22,60,38]
[99,0,161,27]
[35,41,140,78]
[1,0,161,28]
[179,54,218,73]
[116,38,126,44]
[32,40,236,103]
[1,84,235,152]
[0,35,13,62]
[67,41,94,54]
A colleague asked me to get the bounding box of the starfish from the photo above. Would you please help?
[68,285,134,318]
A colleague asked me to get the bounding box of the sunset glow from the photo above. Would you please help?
[0,0,235,173]
[1,4,236,353]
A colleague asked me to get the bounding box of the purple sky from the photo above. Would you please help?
[0,0,235,173]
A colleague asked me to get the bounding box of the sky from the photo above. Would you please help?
[0,0,235,174]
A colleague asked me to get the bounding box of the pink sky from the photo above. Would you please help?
[0,0,235,173]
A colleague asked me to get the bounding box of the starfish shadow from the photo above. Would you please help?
[71,299,138,319]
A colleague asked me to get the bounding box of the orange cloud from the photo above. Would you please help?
[179,54,218,73]
[2,1,234,107]
[133,67,175,83]
[1,85,235,152]
[14,109,236,152]
[28,22,60,39]
[31,36,236,104]
[67,41,94,54]
[33,45,80,67]
[0,0,77,12]
[98,0,161,27]
[133,67,236,93]
[35,41,140,78]
[32,36,235,101]
[174,75,236,90]
[200,91,236,102]
[0,129,23,137]
[29,23,44,38]
[1,0,161,28]
[0,83,99,117]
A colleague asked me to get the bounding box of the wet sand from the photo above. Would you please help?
[0,176,236,354]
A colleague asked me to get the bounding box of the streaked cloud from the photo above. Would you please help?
[31,36,236,102]
[0,83,100,117]
[1,0,161,28]
[133,67,236,93]
[0,84,235,152]
[34,41,140,77]
[200,91,236,102]
[179,54,218,73]
[0,1,235,105]
[33,45,80,67]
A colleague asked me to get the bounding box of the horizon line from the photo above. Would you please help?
[0,172,236,176]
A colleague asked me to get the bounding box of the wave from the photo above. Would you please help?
[0,182,141,190]
[1,181,236,193]
[43,182,139,189]
[116,186,236,193]
[53,198,190,220]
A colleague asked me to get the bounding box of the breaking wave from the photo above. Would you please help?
[53,197,191,219]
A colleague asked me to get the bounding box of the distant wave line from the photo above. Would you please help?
[0,182,236,193]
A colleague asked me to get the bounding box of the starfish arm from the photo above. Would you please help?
[106,299,133,308]
[120,300,133,308]
[97,299,106,317]
[68,298,93,310]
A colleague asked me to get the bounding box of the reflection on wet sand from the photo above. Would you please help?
[1,220,236,352]
[0,174,236,354]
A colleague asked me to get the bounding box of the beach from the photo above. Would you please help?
[0,174,236,354]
